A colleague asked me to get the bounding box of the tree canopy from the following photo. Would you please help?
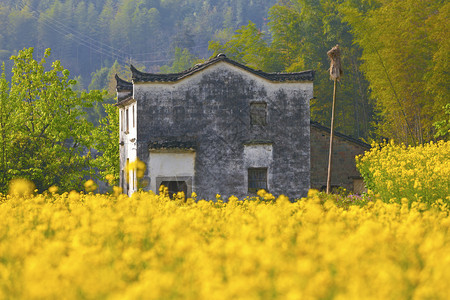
[0,47,104,193]
[209,0,448,144]
[0,0,447,161]
[0,0,276,83]
[210,0,374,141]
[341,0,449,144]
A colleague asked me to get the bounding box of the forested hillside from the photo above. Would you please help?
[0,0,448,143]
[0,0,275,81]
[210,0,449,143]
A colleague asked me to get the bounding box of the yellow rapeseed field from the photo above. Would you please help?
[1,183,449,300]
[357,140,449,204]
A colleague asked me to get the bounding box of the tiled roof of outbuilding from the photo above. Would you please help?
[131,54,315,83]
[310,121,371,149]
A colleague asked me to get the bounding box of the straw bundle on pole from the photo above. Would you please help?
[327,44,342,81]
[326,45,342,194]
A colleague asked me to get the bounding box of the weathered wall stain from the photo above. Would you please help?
[118,55,314,199]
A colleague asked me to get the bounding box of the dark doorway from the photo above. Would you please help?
[160,181,188,198]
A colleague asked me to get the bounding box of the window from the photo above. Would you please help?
[174,106,185,123]
[132,105,135,128]
[250,102,267,126]
[121,170,125,191]
[126,158,130,192]
[126,109,129,133]
[120,110,123,131]
[160,181,188,198]
[248,168,267,193]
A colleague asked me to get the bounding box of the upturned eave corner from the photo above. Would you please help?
[115,74,132,92]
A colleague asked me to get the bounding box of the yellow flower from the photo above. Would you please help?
[68,190,80,201]
[48,185,59,194]
[8,178,35,197]
[84,179,97,192]
[113,186,123,197]
[257,189,266,198]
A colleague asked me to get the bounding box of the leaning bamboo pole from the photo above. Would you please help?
[326,45,342,194]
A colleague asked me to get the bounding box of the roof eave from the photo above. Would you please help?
[115,96,136,107]
[131,55,315,83]
[310,121,371,149]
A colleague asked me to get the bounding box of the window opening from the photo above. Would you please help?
[126,109,129,133]
[121,170,125,191]
[248,168,268,193]
[120,110,123,131]
[250,102,267,126]
[126,158,130,193]
[132,105,135,128]
[174,106,185,123]
[160,181,187,198]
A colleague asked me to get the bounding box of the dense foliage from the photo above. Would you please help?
[341,0,449,144]
[356,140,450,205]
[1,184,449,299]
[210,0,449,143]
[0,0,276,81]
[210,0,374,140]
[1,0,447,143]
[0,47,114,193]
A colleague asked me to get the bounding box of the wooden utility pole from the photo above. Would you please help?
[326,45,342,194]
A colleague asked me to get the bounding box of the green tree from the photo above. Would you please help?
[89,66,110,91]
[160,47,200,73]
[0,47,104,193]
[209,22,282,72]
[340,0,448,144]
[434,104,450,140]
[92,103,119,185]
[0,63,15,190]
[210,1,374,140]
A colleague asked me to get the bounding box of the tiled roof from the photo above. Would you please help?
[131,54,315,83]
[310,121,371,149]
[115,74,133,92]
[115,96,135,107]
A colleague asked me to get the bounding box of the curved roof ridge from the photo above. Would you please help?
[115,74,133,92]
[131,54,315,83]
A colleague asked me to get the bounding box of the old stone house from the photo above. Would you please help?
[116,54,368,199]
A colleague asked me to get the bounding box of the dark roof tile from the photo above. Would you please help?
[115,96,135,107]
[131,54,314,83]
[310,121,371,149]
[115,74,133,92]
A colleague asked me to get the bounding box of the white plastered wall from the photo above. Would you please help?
[148,151,196,195]
[119,101,138,196]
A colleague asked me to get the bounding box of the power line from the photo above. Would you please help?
[18,1,212,68]
[20,1,130,59]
